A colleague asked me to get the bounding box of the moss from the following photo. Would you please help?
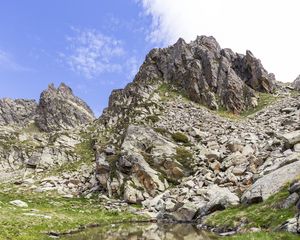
[75,135,95,164]
[106,154,121,180]
[0,191,144,240]
[172,132,189,143]
[154,127,170,136]
[157,83,189,101]
[174,147,193,170]
[145,115,160,123]
[205,185,296,231]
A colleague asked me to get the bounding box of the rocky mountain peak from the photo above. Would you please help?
[101,36,276,128]
[35,83,95,132]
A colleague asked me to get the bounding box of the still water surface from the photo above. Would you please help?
[63,222,217,240]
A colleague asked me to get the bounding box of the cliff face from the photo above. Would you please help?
[102,36,275,127]
[0,98,37,126]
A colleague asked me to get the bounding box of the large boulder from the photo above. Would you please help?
[0,98,37,126]
[281,131,300,148]
[242,161,300,204]
[35,83,95,132]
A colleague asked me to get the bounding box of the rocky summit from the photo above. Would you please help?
[0,36,300,238]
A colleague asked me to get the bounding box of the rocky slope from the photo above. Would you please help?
[0,98,37,126]
[0,36,299,236]
[0,83,97,197]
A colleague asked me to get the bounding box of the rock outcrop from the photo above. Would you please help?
[101,36,275,128]
[0,98,37,126]
[292,75,300,90]
[36,83,95,132]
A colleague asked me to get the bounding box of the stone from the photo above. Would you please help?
[279,217,300,233]
[281,193,299,209]
[281,131,300,148]
[289,180,300,194]
[9,200,28,208]
[169,201,199,221]
[242,161,300,204]
[294,143,300,152]
[205,185,240,213]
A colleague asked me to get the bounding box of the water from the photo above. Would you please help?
[62,222,217,240]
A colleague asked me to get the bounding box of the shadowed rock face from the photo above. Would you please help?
[103,36,275,119]
[0,98,37,126]
[36,83,95,132]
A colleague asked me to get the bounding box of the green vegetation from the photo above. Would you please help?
[205,185,296,231]
[22,122,41,134]
[174,147,193,170]
[223,232,300,240]
[240,93,278,117]
[154,127,170,136]
[217,93,279,120]
[157,83,189,101]
[0,191,143,240]
[145,115,160,123]
[172,132,189,143]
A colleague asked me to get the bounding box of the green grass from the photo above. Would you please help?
[205,185,296,231]
[172,132,189,143]
[223,232,300,240]
[217,93,279,120]
[240,93,278,117]
[0,190,144,240]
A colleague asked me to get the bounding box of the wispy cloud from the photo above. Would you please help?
[61,28,126,79]
[0,50,32,72]
[125,56,140,80]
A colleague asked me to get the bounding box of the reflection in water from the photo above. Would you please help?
[63,222,217,240]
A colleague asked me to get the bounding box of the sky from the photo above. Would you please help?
[0,0,299,116]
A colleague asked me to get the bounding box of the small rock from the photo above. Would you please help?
[9,200,28,208]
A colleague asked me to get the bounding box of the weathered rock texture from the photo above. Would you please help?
[0,98,37,126]
[102,36,275,126]
[292,75,300,90]
[36,83,95,132]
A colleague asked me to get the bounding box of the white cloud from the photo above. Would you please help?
[138,0,300,82]
[62,28,125,79]
[0,50,31,72]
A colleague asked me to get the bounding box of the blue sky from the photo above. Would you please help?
[0,0,157,116]
[1,0,299,116]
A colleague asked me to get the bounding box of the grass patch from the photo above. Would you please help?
[0,191,144,240]
[172,132,189,143]
[174,147,193,170]
[145,115,160,123]
[154,127,170,136]
[216,93,279,120]
[240,93,278,117]
[205,185,296,231]
[223,231,300,240]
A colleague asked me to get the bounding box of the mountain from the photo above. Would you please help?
[0,36,299,236]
